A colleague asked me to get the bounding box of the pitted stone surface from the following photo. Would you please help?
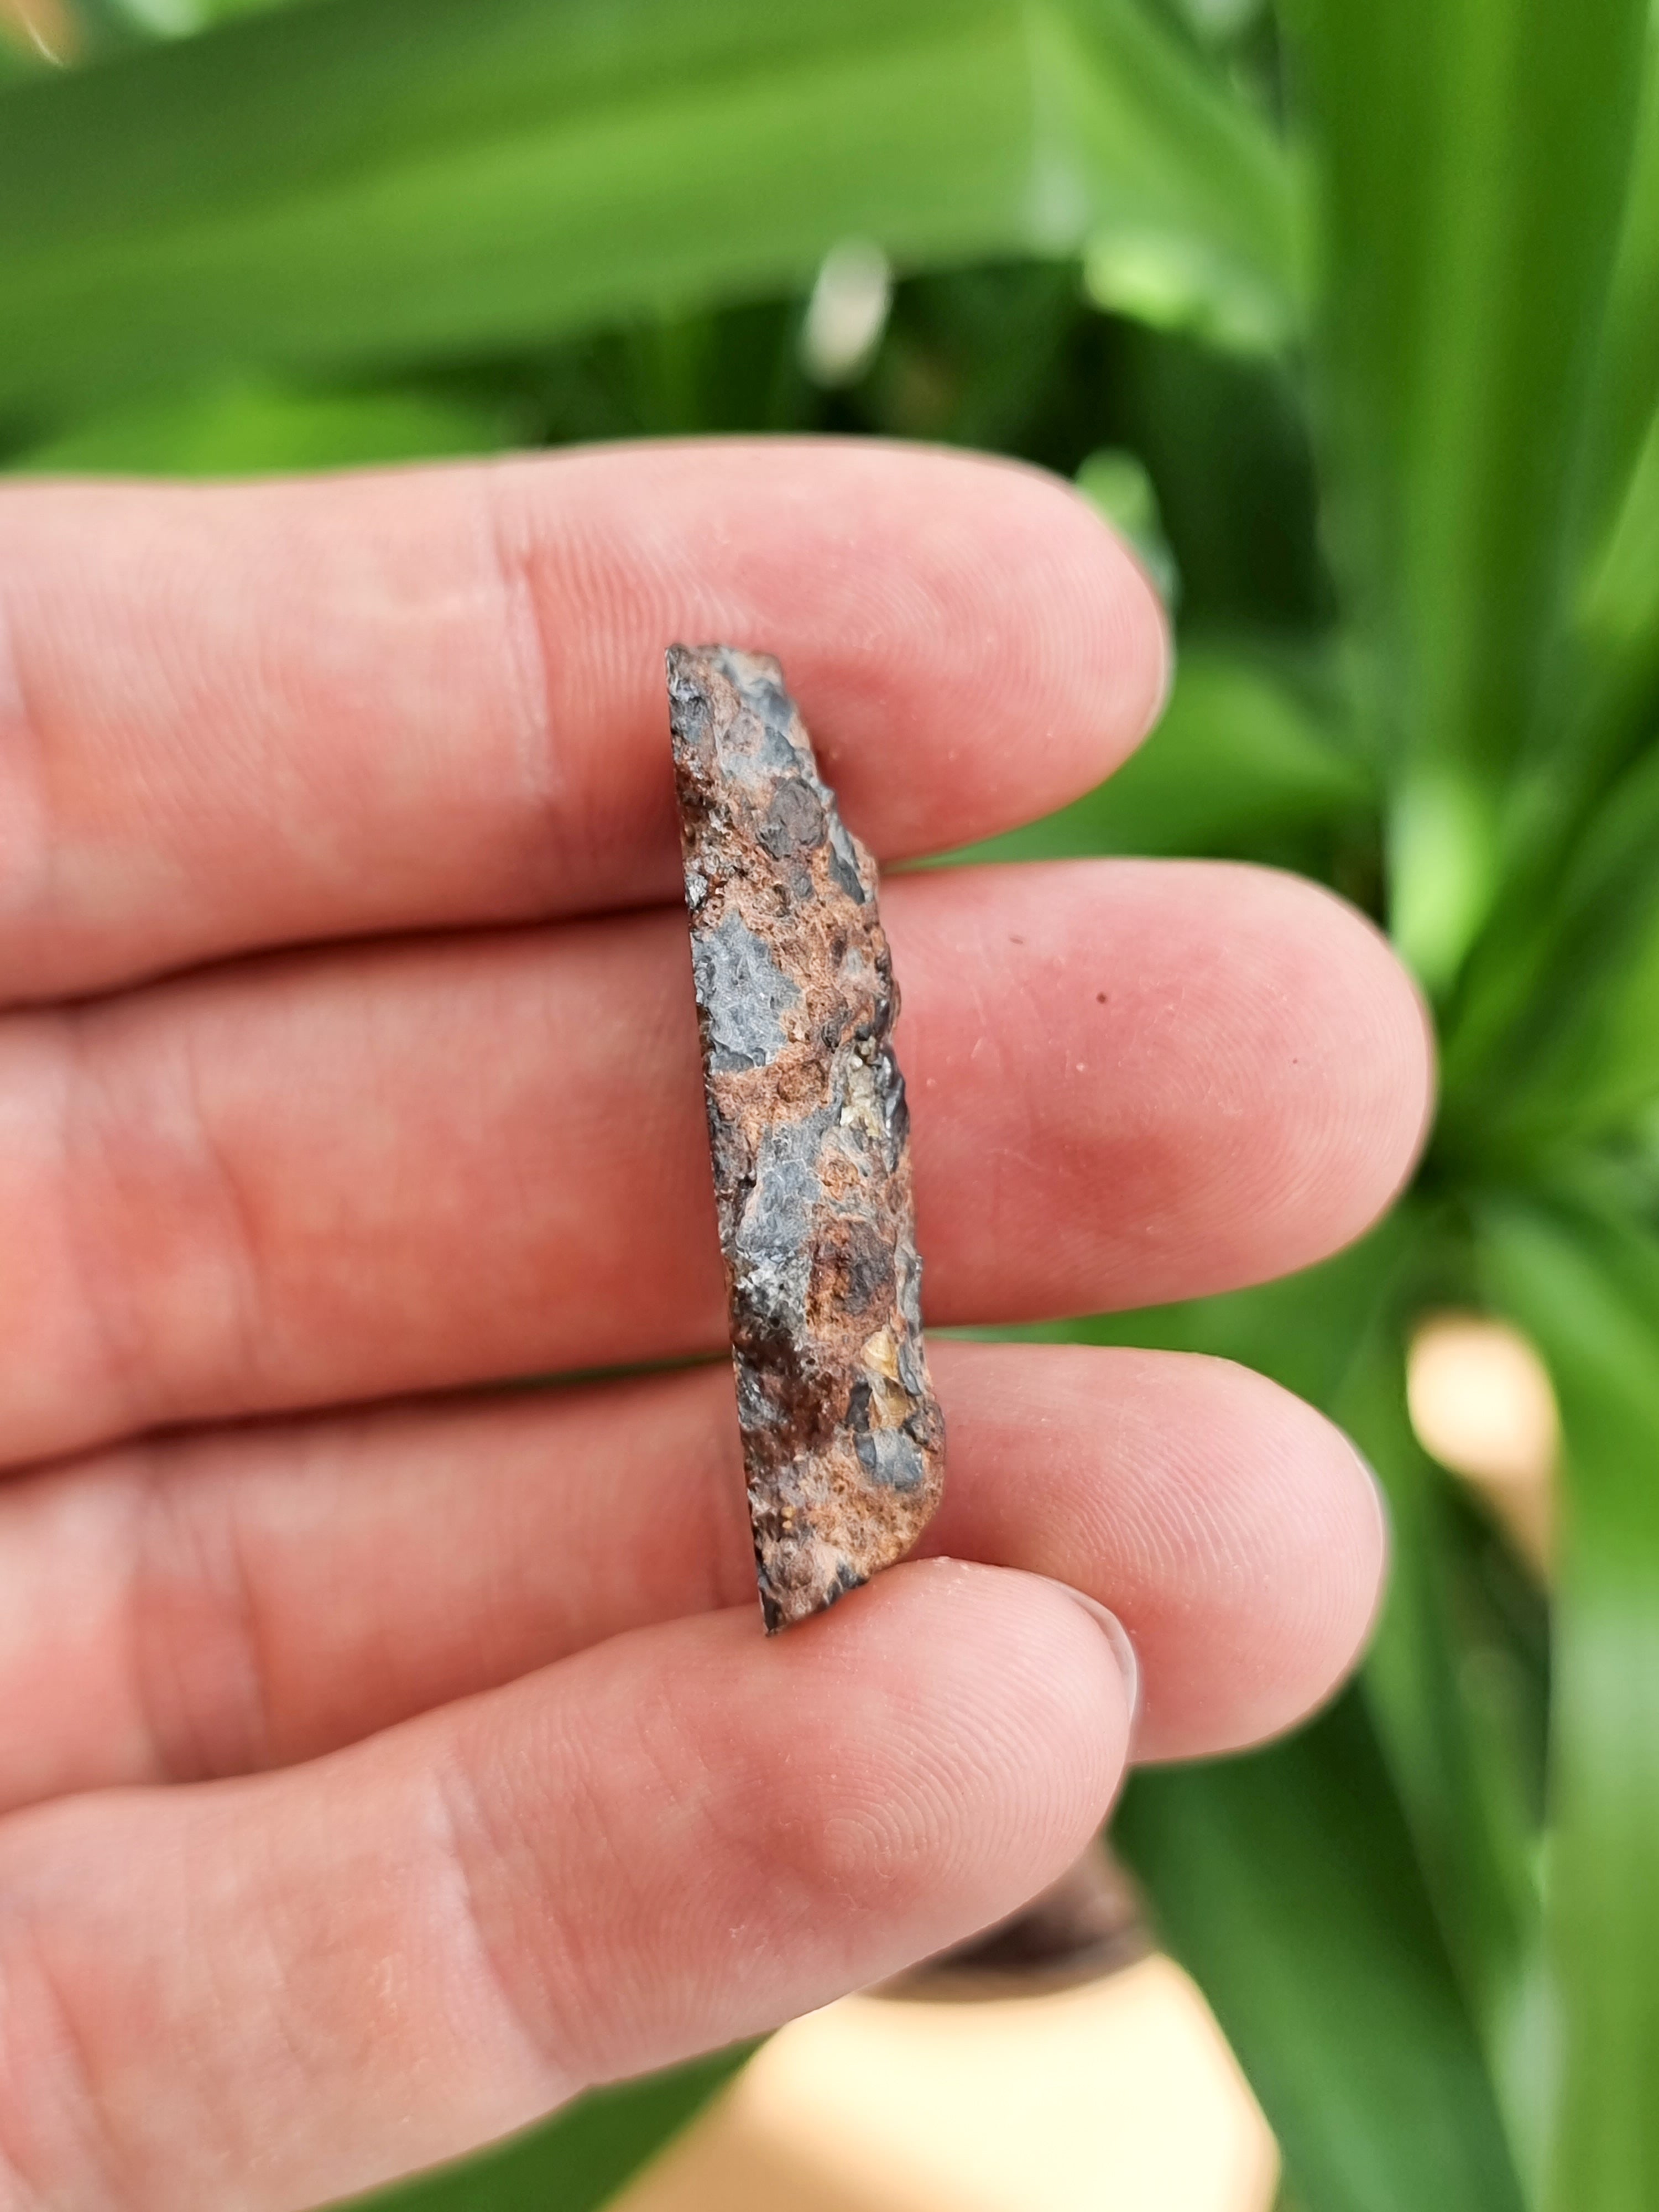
[669,644,946,1630]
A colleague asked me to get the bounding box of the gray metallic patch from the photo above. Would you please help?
[731,1107,836,1330]
[855,1426,930,1493]
[691,911,801,1071]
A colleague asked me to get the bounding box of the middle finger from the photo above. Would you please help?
[0,1340,1385,1811]
[0,859,1428,1467]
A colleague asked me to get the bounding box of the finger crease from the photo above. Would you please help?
[424,1754,580,2106]
[482,481,567,833]
[54,1009,270,1442]
[50,1013,157,1442]
[175,1025,268,1406]
[129,1450,275,1783]
[0,584,56,969]
[0,1901,134,2212]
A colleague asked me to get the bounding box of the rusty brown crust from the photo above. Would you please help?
[667,645,945,1631]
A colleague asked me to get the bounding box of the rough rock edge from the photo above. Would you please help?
[667,643,945,1631]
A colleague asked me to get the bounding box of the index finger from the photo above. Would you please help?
[0,440,1167,1003]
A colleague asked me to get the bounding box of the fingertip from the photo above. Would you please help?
[931,454,1175,822]
[681,1556,1132,1946]
[1107,861,1433,1281]
[1149,1366,1390,1757]
[821,1556,1135,1853]
[921,1342,1391,1764]
[658,442,1176,857]
[1054,466,1176,750]
[892,858,1434,1318]
[1286,875,1437,1249]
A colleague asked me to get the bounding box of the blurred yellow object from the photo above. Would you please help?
[616,1957,1278,2212]
[1407,1311,1558,1574]
[0,0,74,58]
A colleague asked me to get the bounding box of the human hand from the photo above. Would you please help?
[0,444,1429,2210]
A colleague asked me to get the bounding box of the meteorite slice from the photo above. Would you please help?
[668,644,945,1631]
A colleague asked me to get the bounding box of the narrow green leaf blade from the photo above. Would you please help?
[1056,1229,1528,2206]
[1573,397,1659,774]
[1440,742,1659,1154]
[1339,1318,1548,2193]
[1118,1691,1527,2212]
[1578,18,1659,555]
[1572,14,1659,732]
[1280,0,1648,989]
[0,0,1295,428]
[1533,17,1659,837]
[1480,1199,1659,2212]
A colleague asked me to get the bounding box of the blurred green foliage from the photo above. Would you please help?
[355,2043,757,2212]
[4,0,1658,2206]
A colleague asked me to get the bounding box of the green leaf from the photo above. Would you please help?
[1440,742,1659,1154]
[1118,1688,1527,2212]
[1578,17,1659,559]
[859,258,1083,451]
[6,372,519,474]
[1076,444,1181,606]
[1563,231,1659,818]
[1575,395,1659,763]
[995,1219,1404,1412]
[1049,1226,1538,2203]
[354,2043,759,2212]
[1479,1199,1659,2212]
[0,0,1295,433]
[0,20,55,75]
[1054,0,1305,353]
[1280,0,1650,990]
[105,0,302,33]
[945,635,1372,870]
[1339,1315,1549,2196]
[1047,1220,1400,1405]
[1108,320,1334,632]
[1574,14,1659,724]
[1540,22,1659,825]
[1082,220,1291,353]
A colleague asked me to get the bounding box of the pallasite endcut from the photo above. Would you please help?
[667,645,946,1631]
